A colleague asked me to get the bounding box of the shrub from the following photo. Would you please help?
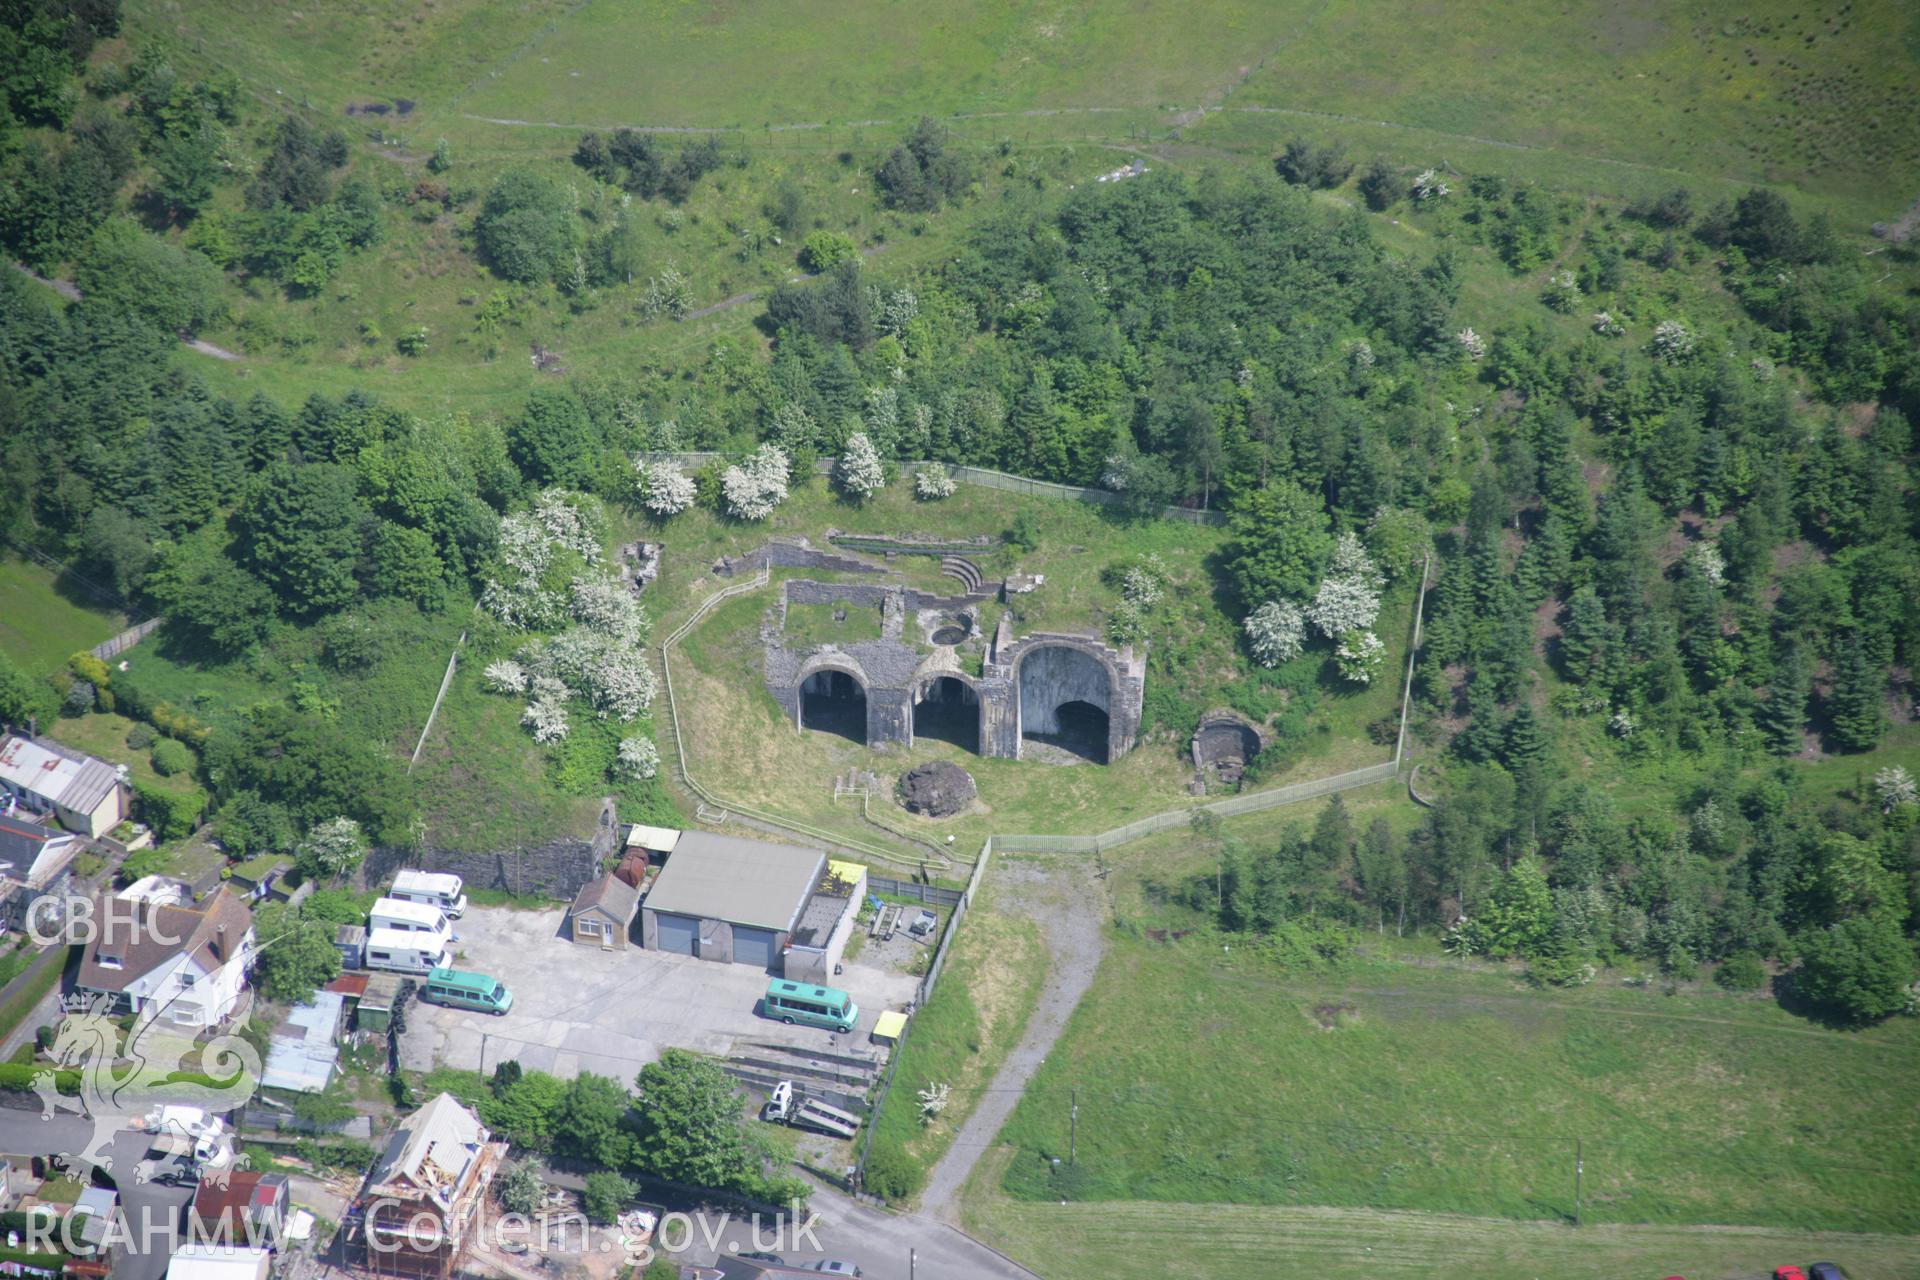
[125,723,156,750]
[132,778,206,841]
[800,230,857,274]
[580,1171,634,1224]
[1714,951,1766,991]
[860,1139,921,1202]
[149,738,193,777]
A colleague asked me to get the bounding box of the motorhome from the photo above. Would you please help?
[362,927,453,976]
[369,896,454,942]
[388,870,468,918]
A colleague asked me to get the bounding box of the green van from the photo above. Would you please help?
[421,968,513,1015]
[763,979,858,1033]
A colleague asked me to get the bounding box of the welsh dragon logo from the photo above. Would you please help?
[32,995,262,1183]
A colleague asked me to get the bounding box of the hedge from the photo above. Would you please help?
[132,777,206,841]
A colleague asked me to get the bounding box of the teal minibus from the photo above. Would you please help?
[421,968,513,1015]
[763,979,859,1033]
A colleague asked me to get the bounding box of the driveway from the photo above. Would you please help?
[401,907,918,1080]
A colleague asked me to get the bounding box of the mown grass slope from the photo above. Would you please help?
[996,938,1920,1232]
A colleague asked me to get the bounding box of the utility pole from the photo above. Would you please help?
[1573,1138,1583,1227]
[909,1248,916,1280]
[1069,1089,1078,1165]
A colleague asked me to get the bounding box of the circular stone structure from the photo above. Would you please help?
[898,760,978,818]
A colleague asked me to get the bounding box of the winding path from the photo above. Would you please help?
[10,262,243,360]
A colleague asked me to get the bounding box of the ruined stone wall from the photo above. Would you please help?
[361,800,616,899]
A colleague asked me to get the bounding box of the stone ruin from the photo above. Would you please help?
[898,761,977,817]
[751,538,1146,765]
[1191,708,1267,789]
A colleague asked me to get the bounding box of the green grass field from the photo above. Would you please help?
[965,1189,1920,1280]
[995,937,1920,1232]
[0,558,123,676]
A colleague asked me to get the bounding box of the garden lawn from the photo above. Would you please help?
[0,558,122,676]
[43,713,201,803]
[996,939,1920,1233]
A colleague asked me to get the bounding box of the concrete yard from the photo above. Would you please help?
[399,905,919,1080]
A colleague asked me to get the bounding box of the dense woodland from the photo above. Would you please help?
[1,7,1917,1023]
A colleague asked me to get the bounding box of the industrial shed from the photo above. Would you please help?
[640,831,826,971]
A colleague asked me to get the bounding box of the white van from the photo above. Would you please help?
[363,927,454,976]
[369,896,454,942]
[389,870,468,919]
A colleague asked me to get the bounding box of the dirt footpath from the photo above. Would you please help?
[918,857,1107,1221]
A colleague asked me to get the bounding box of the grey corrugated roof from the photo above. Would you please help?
[644,831,825,933]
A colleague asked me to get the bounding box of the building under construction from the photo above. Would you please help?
[345,1094,505,1280]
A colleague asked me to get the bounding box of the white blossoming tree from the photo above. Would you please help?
[1592,311,1625,338]
[722,444,790,520]
[637,459,695,516]
[1412,168,1449,200]
[617,736,660,781]
[1875,765,1918,813]
[1328,532,1385,592]
[1244,600,1306,668]
[296,817,366,877]
[837,432,885,500]
[914,465,956,500]
[1652,319,1695,364]
[568,573,650,647]
[484,659,529,694]
[1455,327,1486,360]
[1687,541,1726,587]
[1306,573,1382,638]
[1334,630,1385,684]
[522,685,570,743]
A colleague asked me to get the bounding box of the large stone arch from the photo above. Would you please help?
[1013,641,1121,764]
[910,670,984,754]
[795,654,873,743]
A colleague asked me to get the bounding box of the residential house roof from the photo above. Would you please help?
[365,1093,490,1212]
[75,888,253,995]
[0,735,120,816]
[642,831,825,933]
[570,872,640,923]
[192,1172,289,1231]
[0,813,77,882]
[259,992,344,1094]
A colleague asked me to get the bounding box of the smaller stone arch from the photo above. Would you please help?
[795,654,872,744]
[1192,708,1267,788]
[912,671,983,754]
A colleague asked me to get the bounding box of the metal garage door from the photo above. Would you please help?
[655,913,699,955]
[733,926,776,971]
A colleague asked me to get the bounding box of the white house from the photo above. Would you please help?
[0,734,128,838]
[74,889,256,1029]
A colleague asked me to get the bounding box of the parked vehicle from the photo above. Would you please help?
[1808,1267,1844,1280]
[763,979,859,1033]
[363,927,454,975]
[804,1263,863,1277]
[790,1098,861,1140]
[907,908,936,937]
[389,869,468,918]
[370,896,455,941]
[1774,1267,1808,1280]
[420,967,513,1015]
[763,1080,795,1123]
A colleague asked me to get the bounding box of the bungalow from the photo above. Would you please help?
[0,735,127,838]
[347,1093,504,1280]
[73,889,255,1029]
[567,872,640,950]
